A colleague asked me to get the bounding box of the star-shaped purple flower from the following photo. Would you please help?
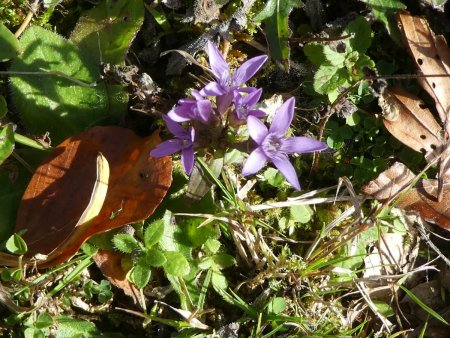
[242,97,327,190]
[200,41,268,113]
[233,88,265,121]
[167,90,214,124]
[150,115,196,175]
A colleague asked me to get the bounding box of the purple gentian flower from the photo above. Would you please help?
[242,97,327,190]
[200,41,268,113]
[168,90,214,124]
[233,88,265,121]
[150,115,196,175]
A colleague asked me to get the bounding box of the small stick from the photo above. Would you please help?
[15,0,40,38]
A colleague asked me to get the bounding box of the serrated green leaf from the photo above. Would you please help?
[0,23,21,61]
[313,65,348,94]
[290,204,313,223]
[70,0,144,65]
[0,125,15,165]
[112,234,140,253]
[344,16,373,53]
[255,0,302,69]
[163,251,190,277]
[9,26,126,144]
[323,46,346,66]
[131,259,152,288]
[359,0,406,44]
[145,248,166,267]
[0,95,7,118]
[5,233,27,255]
[144,219,164,248]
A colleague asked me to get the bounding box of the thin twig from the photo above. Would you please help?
[14,0,40,38]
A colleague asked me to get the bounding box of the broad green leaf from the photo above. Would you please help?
[35,313,54,329]
[24,328,44,338]
[344,16,373,53]
[9,26,126,144]
[254,0,302,69]
[313,65,348,94]
[177,217,219,248]
[359,0,406,44]
[0,125,14,165]
[204,239,221,254]
[70,0,145,64]
[131,258,152,288]
[267,297,287,314]
[303,44,326,66]
[0,95,7,118]
[0,23,20,61]
[5,233,27,255]
[290,205,313,223]
[55,316,98,338]
[158,210,191,257]
[146,248,167,267]
[213,254,236,269]
[323,46,346,66]
[144,219,165,248]
[112,234,140,253]
[163,251,190,277]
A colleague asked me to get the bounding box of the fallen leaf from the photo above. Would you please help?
[15,126,172,267]
[93,250,143,307]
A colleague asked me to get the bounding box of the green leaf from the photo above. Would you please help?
[5,233,27,255]
[112,234,140,253]
[212,254,236,269]
[346,112,361,126]
[0,95,7,118]
[313,65,348,94]
[187,157,224,202]
[290,204,313,223]
[146,248,167,267]
[158,210,191,257]
[267,297,287,314]
[70,0,145,65]
[373,300,395,317]
[144,219,165,248]
[344,16,373,53]
[322,46,346,66]
[211,269,228,291]
[177,217,219,248]
[24,328,44,338]
[359,0,406,44]
[56,316,98,338]
[131,258,152,288]
[9,26,126,144]
[35,313,53,329]
[0,23,20,61]
[0,125,15,165]
[163,251,190,277]
[263,167,284,187]
[204,239,221,254]
[254,0,302,69]
[303,44,326,66]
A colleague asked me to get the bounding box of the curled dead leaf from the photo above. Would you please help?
[15,126,172,267]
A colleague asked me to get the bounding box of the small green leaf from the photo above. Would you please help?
[290,205,313,224]
[0,23,20,61]
[344,16,373,53]
[112,234,140,253]
[5,233,27,255]
[211,269,228,291]
[144,219,164,247]
[213,254,236,269]
[146,248,166,267]
[0,95,7,118]
[0,125,15,165]
[313,65,348,94]
[24,328,44,338]
[263,167,285,187]
[323,46,346,66]
[303,44,327,66]
[35,313,54,329]
[204,239,221,254]
[267,297,287,314]
[163,251,190,277]
[131,260,152,289]
[55,316,98,338]
[346,112,361,126]
[373,300,395,317]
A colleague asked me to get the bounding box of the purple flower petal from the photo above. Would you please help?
[269,97,295,136]
[232,55,268,86]
[181,147,195,175]
[200,81,227,96]
[163,115,187,137]
[242,88,262,107]
[216,92,234,113]
[242,147,268,176]
[191,89,203,101]
[150,139,183,157]
[280,137,327,154]
[272,154,301,190]
[207,41,230,81]
[247,109,266,118]
[247,116,268,144]
[197,99,213,123]
[168,106,191,122]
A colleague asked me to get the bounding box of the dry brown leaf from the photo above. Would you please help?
[397,11,450,123]
[15,126,172,267]
[380,86,443,161]
[93,250,143,307]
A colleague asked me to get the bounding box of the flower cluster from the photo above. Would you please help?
[150,41,327,190]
